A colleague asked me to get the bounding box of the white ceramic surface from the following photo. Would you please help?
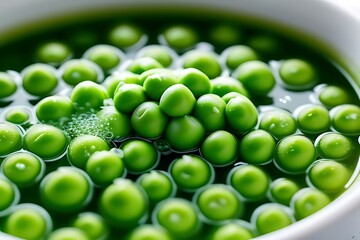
[0,0,359,239]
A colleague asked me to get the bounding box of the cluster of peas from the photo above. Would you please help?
[0,20,359,240]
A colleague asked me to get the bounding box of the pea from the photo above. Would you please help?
[138,170,176,204]
[83,44,124,72]
[67,135,110,169]
[279,59,317,89]
[259,109,297,139]
[269,178,300,206]
[139,68,174,86]
[275,135,316,174]
[159,84,196,117]
[131,101,168,139]
[194,184,243,223]
[60,59,103,86]
[165,115,205,151]
[70,80,108,111]
[201,130,238,166]
[97,106,131,140]
[251,203,293,235]
[318,85,352,108]
[109,23,145,49]
[36,42,72,66]
[239,130,276,165]
[233,60,275,95]
[222,45,258,70]
[222,92,245,104]
[228,165,270,201]
[170,155,214,192]
[120,139,159,174]
[0,122,23,156]
[48,227,89,240]
[71,212,108,240]
[136,45,176,67]
[331,104,360,135]
[210,25,242,47]
[153,198,200,238]
[128,225,171,240]
[22,63,58,96]
[291,188,331,220]
[295,104,330,134]
[113,83,147,114]
[99,179,148,227]
[85,150,126,187]
[127,57,163,74]
[182,50,222,79]
[40,167,93,212]
[4,107,31,125]
[0,72,17,98]
[211,76,249,98]
[103,71,141,98]
[143,71,178,100]
[226,95,258,133]
[0,176,20,214]
[36,96,75,123]
[178,68,211,98]
[315,132,354,160]
[211,221,254,240]
[2,204,52,240]
[162,25,198,50]
[193,94,226,132]
[247,33,280,58]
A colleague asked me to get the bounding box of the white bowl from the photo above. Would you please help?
[0,1,359,240]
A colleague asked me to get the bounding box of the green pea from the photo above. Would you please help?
[143,71,178,100]
[85,150,126,187]
[211,76,249,98]
[2,204,52,240]
[318,85,352,108]
[113,83,147,114]
[67,135,110,169]
[210,24,242,47]
[131,101,168,139]
[211,221,254,240]
[48,227,89,240]
[4,107,31,125]
[83,44,124,72]
[103,71,141,98]
[331,104,360,135]
[138,170,176,204]
[153,198,200,238]
[36,96,75,123]
[315,132,354,160]
[239,130,276,165]
[178,68,211,98]
[295,104,330,134]
[275,135,316,174]
[100,178,148,227]
[120,139,159,174]
[71,212,108,240]
[228,165,270,201]
[0,123,23,157]
[193,94,226,132]
[22,63,58,96]
[128,225,172,240]
[97,106,131,140]
[247,33,280,58]
[139,68,175,86]
[159,84,196,117]
[40,167,93,212]
[0,72,17,98]
[0,176,20,214]
[259,109,297,139]
[194,184,243,223]
[162,25,198,50]
[170,155,214,191]
[165,115,205,151]
[269,178,300,206]
[137,45,175,67]
[36,42,72,66]
[127,57,163,75]
[60,59,102,86]
[222,45,258,70]
[70,80,108,111]
[279,59,317,89]
[109,23,144,49]
[182,50,222,79]
[233,60,275,95]
[307,160,350,193]
[251,203,293,235]
[201,130,238,166]
[226,95,258,133]
[291,188,331,220]
[222,92,245,104]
